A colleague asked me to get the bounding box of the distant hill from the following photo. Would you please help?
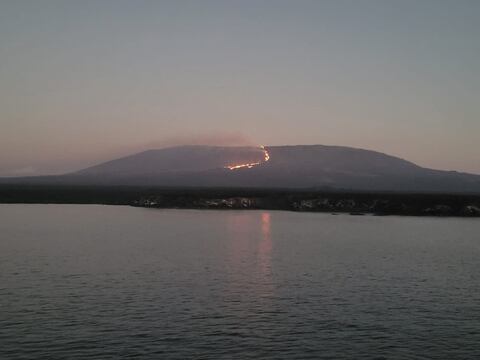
[2,145,480,193]
[76,146,265,175]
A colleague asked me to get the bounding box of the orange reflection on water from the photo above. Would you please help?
[225,212,274,298]
[258,212,273,281]
[260,212,272,254]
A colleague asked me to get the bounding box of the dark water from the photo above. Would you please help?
[1,205,479,359]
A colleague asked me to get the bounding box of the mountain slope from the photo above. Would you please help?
[2,145,480,193]
[76,146,265,176]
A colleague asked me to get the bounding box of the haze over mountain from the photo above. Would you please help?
[2,145,480,193]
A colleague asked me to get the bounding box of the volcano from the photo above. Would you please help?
[2,145,480,193]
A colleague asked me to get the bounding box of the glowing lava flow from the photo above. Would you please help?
[225,145,270,170]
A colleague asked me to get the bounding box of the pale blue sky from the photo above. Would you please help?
[1,0,479,175]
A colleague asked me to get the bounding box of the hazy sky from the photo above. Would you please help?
[1,0,479,175]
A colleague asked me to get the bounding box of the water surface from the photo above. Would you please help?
[1,205,479,359]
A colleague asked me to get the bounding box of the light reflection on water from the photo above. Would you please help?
[226,211,272,282]
[259,212,273,288]
[225,211,273,299]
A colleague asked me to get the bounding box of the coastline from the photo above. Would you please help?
[1,184,479,217]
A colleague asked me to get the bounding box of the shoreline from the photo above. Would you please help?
[1,184,479,217]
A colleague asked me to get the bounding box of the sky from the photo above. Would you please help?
[1,0,479,176]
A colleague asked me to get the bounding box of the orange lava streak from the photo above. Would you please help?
[225,145,270,170]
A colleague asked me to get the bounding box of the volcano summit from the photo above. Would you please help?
[3,145,480,193]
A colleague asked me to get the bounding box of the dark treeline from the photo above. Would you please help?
[1,184,480,217]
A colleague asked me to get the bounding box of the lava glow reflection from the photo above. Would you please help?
[225,145,270,170]
[259,212,272,278]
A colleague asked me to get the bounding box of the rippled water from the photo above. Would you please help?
[0,205,479,359]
